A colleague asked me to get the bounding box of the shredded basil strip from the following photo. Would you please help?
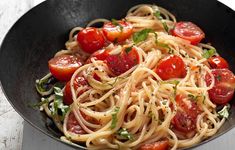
[111,107,120,129]
[117,128,133,140]
[156,42,173,54]
[133,28,155,44]
[154,11,169,32]
[154,11,163,20]
[218,104,230,119]
[30,98,49,108]
[202,48,216,59]
[52,86,69,118]
[162,22,169,32]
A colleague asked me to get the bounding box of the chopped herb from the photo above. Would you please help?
[156,42,173,54]
[202,95,206,104]
[52,86,69,118]
[125,46,133,53]
[188,94,195,99]
[111,19,119,26]
[30,98,49,108]
[188,94,202,101]
[216,75,222,81]
[172,81,180,96]
[162,80,180,95]
[202,49,216,59]
[117,128,133,140]
[218,104,230,119]
[154,11,163,20]
[111,107,120,129]
[133,28,154,44]
[111,19,123,31]
[156,42,168,48]
[148,111,157,121]
[161,100,168,105]
[162,22,169,32]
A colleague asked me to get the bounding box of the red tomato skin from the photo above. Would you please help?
[48,55,83,81]
[172,22,205,45]
[67,112,86,134]
[155,55,186,80]
[138,140,169,150]
[86,49,110,63]
[102,21,133,42]
[77,27,105,54]
[208,56,229,69]
[63,76,88,105]
[171,95,201,133]
[67,112,99,134]
[105,47,139,76]
[205,69,235,104]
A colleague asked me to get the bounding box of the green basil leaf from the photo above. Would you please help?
[202,49,216,59]
[52,86,69,118]
[218,104,230,119]
[133,29,154,44]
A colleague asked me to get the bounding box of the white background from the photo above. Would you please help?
[0,0,234,150]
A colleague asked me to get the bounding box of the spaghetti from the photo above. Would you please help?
[35,4,235,150]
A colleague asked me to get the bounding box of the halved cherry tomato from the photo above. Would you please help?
[106,47,139,76]
[67,112,86,134]
[138,140,169,150]
[208,56,229,69]
[155,55,186,80]
[86,49,111,63]
[171,95,201,133]
[205,68,235,104]
[102,21,133,42]
[172,22,205,45]
[77,27,105,54]
[67,111,99,134]
[63,76,88,105]
[48,55,83,81]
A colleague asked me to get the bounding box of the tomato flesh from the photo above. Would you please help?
[208,56,229,69]
[171,95,201,133]
[67,112,86,134]
[77,27,105,54]
[103,21,133,42]
[205,68,235,104]
[106,47,139,76]
[138,140,169,150]
[172,22,205,45]
[155,55,186,80]
[48,55,83,81]
[67,111,99,134]
[86,49,110,63]
[63,76,88,105]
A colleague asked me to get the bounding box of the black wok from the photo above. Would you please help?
[0,0,235,149]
